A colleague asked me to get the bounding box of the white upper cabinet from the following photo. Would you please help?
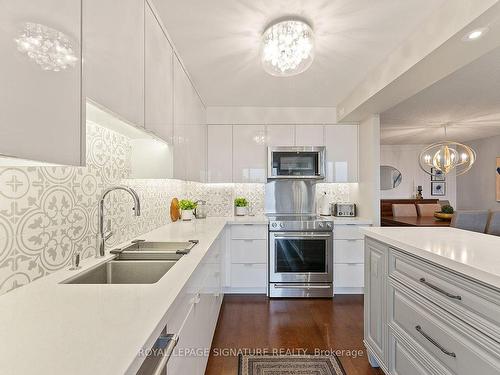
[173,55,206,182]
[295,125,324,146]
[173,55,188,180]
[0,0,83,165]
[266,125,294,146]
[207,125,232,183]
[185,122,207,182]
[325,125,358,182]
[144,2,173,143]
[84,0,144,127]
[233,125,267,183]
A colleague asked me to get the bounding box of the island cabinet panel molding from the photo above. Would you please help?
[363,228,500,374]
[0,0,84,165]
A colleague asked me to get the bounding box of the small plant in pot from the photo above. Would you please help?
[434,204,454,221]
[179,199,197,221]
[234,197,248,216]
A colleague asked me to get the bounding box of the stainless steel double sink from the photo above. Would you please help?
[63,240,198,285]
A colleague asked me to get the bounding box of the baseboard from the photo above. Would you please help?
[334,287,364,294]
[224,287,267,294]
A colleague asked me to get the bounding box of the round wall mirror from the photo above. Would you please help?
[380,165,402,190]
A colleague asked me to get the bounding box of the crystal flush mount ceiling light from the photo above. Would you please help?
[261,19,314,77]
[15,22,78,72]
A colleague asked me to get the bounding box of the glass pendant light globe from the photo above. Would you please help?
[261,19,314,77]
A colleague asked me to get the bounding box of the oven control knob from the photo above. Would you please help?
[279,223,285,228]
[326,223,332,228]
[318,223,324,228]
[271,222,277,228]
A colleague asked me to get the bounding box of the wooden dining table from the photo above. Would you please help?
[381,216,451,227]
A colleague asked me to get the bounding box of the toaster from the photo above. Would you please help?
[333,203,356,217]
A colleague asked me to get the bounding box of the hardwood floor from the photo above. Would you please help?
[205,294,384,375]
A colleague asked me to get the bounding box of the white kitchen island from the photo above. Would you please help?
[362,227,500,375]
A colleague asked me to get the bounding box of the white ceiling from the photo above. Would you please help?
[381,46,500,145]
[153,0,446,107]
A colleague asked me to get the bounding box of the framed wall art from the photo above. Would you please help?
[431,167,445,181]
[431,181,446,196]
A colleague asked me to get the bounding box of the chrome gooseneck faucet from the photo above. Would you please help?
[97,186,141,258]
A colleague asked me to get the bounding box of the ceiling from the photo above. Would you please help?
[153,0,446,107]
[381,46,500,145]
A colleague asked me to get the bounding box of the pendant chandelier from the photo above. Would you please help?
[418,125,476,177]
[261,19,314,77]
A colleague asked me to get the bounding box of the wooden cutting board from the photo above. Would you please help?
[170,198,181,222]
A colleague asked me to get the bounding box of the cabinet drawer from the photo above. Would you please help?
[334,225,368,240]
[231,239,267,263]
[391,336,436,375]
[391,285,500,375]
[203,244,221,264]
[230,264,267,288]
[334,239,364,263]
[334,264,364,288]
[231,224,267,240]
[389,249,500,343]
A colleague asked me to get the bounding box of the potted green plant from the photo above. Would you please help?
[234,197,248,216]
[434,204,454,221]
[179,199,197,221]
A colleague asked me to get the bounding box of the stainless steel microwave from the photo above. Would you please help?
[267,146,326,180]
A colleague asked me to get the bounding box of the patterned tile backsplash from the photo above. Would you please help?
[0,122,352,295]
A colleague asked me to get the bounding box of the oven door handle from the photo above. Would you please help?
[273,284,332,289]
[272,233,332,239]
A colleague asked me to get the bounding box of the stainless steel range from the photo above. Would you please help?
[265,146,333,298]
[268,215,333,298]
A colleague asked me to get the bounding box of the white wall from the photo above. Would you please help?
[457,134,500,211]
[380,145,456,206]
[358,115,381,225]
[207,106,337,125]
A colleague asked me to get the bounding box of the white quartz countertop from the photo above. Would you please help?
[0,216,266,375]
[362,227,500,290]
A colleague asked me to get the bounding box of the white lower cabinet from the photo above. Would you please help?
[389,332,437,375]
[138,234,224,375]
[230,264,267,289]
[364,237,500,375]
[227,224,267,293]
[334,264,364,288]
[333,224,369,294]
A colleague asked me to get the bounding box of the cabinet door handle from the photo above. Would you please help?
[419,278,462,300]
[415,325,456,358]
[151,333,179,375]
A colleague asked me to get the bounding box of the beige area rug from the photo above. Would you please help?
[238,354,346,375]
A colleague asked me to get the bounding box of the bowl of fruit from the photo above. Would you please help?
[434,204,454,221]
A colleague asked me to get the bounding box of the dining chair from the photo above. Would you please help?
[450,210,490,233]
[392,204,417,217]
[486,211,500,236]
[416,203,442,217]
